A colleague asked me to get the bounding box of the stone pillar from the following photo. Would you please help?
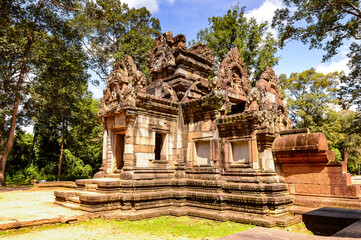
[250,135,259,170]
[123,123,135,170]
[106,130,113,174]
[100,128,107,171]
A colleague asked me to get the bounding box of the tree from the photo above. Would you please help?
[0,0,83,186]
[279,69,344,151]
[31,34,89,181]
[191,5,280,81]
[272,0,361,109]
[75,0,161,82]
[339,111,361,174]
[341,43,361,109]
[5,131,33,182]
[31,92,102,181]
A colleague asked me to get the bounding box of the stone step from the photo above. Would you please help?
[85,184,98,190]
[67,196,81,203]
[294,195,361,210]
[55,200,81,210]
[102,206,299,227]
[103,174,121,178]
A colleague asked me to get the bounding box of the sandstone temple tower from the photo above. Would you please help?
[55,32,300,226]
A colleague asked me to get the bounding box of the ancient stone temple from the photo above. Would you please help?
[55,32,299,226]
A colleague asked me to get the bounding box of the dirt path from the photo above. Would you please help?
[0,189,196,239]
[3,226,193,240]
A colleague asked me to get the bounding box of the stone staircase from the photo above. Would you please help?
[54,177,299,227]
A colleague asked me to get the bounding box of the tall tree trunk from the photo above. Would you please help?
[0,37,32,186]
[57,115,66,181]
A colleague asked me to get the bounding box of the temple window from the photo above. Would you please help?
[230,141,249,163]
[195,141,210,165]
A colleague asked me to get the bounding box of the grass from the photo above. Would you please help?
[0,183,33,188]
[273,222,313,235]
[99,216,254,239]
[0,223,68,237]
[0,216,311,239]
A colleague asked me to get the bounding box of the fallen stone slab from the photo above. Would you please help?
[216,227,356,240]
[302,207,361,236]
[0,213,101,230]
[34,181,76,188]
[333,219,361,238]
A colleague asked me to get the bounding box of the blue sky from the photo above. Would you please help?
[89,0,351,98]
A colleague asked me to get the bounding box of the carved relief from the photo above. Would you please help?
[217,48,251,96]
[98,56,146,117]
[256,67,291,131]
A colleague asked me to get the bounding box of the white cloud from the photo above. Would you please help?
[316,57,350,75]
[88,82,105,100]
[245,0,283,24]
[121,0,174,13]
[244,0,283,36]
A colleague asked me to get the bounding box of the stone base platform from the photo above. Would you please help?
[54,177,299,227]
[101,207,299,227]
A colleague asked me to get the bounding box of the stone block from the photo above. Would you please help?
[135,153,154,167]
[124,144,133,154]
[136,127,150,137]
[303,207,361,236]
[135,136,151,145]
[133,144,153,153]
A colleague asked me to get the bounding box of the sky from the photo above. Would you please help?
[89,0,351,99]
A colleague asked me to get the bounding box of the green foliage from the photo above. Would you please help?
[331,147,342,162]
[279,69,346,155]
[75,0,161,81]
[30,92,102,181]
[0,0,86,185]
[191,5,279,82]
[6,131,33,177]
[65,93,103,172]
[340,43,361,110]
[279,68,342,128]
[339,111,361,174]
[62,149,92,180]
[272,0,361,111]
[272,0,361,62]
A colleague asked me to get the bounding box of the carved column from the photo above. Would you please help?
[105,130,113,174]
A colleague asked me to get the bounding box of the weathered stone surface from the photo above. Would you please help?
[56,31,359,227]
[333,219,361,238]
[303,207,361,236]
[217,47,251,97]
[273,133,360,199]
[217,227,356,240]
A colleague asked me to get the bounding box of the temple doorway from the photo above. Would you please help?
[155,133,165,160]
[115,134,125,169]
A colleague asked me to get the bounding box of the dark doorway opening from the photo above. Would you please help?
[115,134,125,169]
[155,133,164,160]
[230,102,246,114]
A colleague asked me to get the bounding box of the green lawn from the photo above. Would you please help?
[0,216,311,239]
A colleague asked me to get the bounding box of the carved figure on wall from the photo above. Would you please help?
[217,48,251,96]
[256,67,291,131]
[98,56,146,117]
[147,31,177,77]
